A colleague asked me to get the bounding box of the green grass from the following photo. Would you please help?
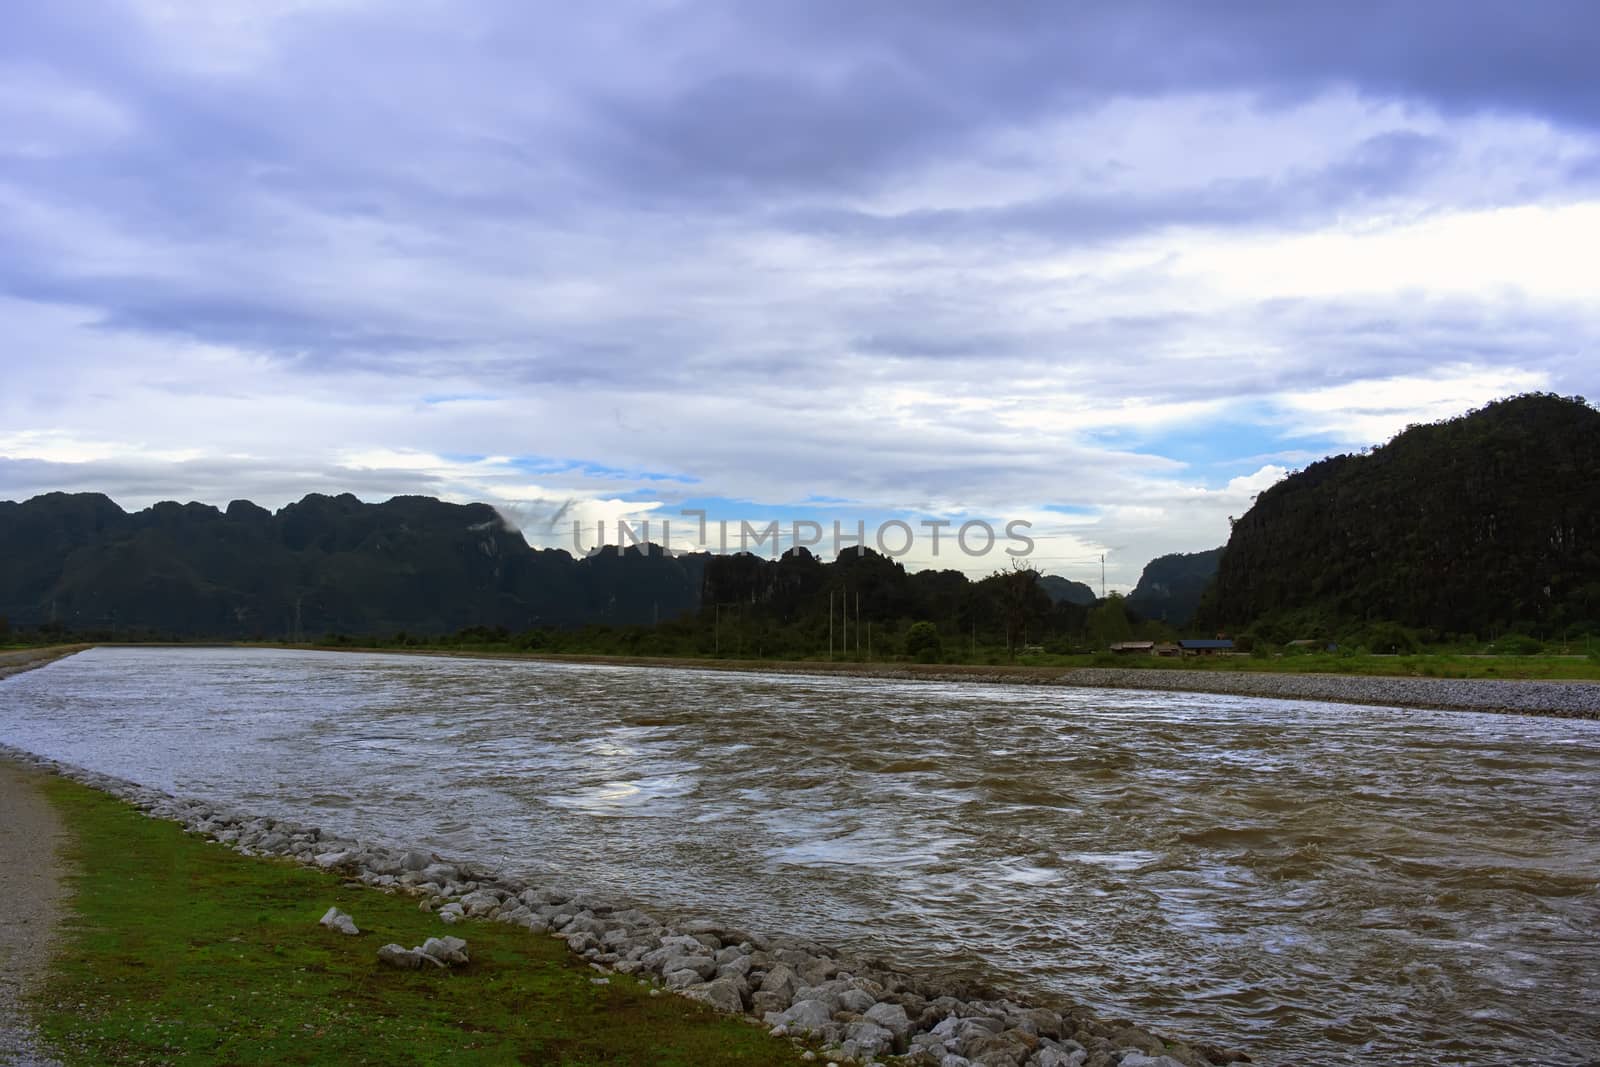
[267,640,1600,682]
[36,777,806,1066]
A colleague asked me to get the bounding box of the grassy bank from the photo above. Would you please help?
[34,776,806,1066]
[252,640,1600,682]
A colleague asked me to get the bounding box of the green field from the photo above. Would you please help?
[35,777,807,1066]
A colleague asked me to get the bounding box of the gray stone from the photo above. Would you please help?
[838,987,876,1014]
[399,849,433,871]
[776,998,836,1035]
[665,967,704,990]
[318,906,360,936]
[420,936,469,965]
[377,943,427,969]
[1112,1028,1164,1056]
[751,990,789,1017]
[686,977,746,1014]
[419,863,459,884]
[760,962,802,1001]
[566,914,608,938]
[662,954,718,981]
[796,956,838,986]
[864,1000,911,1039]
[1014,1008,1065,1039]
[459,889,503,917]
[717,954,754,981]
[843,1018,896,1057]
[972,1051,1022,1067]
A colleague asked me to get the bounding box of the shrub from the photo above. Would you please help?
[1361,621,1419,654]
[1499,634,1544,656]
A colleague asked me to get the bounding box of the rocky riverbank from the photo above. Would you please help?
[1057,668,1600,718]
[0,743,1250,1067]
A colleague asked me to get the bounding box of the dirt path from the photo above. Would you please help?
[1,650,79,1066]
[0,759,65,1066]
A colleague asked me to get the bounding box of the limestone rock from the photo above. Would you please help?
[686,977,746,1014]
[319,906,360,936]
[864,1000,912,1040]
[775,998,836,1036]
[662,954,718,981]
[377,943,427,969]
[420,935,470,965]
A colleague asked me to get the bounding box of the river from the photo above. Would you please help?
[2,647,1595,1064]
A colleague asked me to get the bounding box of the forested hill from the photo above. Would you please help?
[1125,548,1222,626]
[1039,574,1097,606]
[0,492,708,637]
[0,492,1107,644]
[1198,394,1600,639]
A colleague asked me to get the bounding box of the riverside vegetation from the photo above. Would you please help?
[10,744,1241,1067]
[25,770,810,1066]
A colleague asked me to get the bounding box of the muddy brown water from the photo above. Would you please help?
[1,647,1595,1064]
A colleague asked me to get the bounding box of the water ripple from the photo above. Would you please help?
[2,647,1597,1065]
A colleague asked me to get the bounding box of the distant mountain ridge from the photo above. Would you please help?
[1197,393,1600,638]
[0,492,707,637]
[1126,548,1223,626]
[1038,574,1098,607]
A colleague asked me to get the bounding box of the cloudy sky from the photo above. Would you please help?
[3,2,1597,588]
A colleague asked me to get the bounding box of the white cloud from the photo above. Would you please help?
[2,7,1598,596]
[1273,368,1552,444]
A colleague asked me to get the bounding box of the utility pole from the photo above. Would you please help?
[842,587,848,659]
[1100,555,1106,600]
[855,592,860,655]
[828,590,834,660]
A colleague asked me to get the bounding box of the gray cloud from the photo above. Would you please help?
[1,0,1596,584]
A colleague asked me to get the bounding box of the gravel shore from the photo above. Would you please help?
[1056,668,1600,718]
[192,645,1600,720]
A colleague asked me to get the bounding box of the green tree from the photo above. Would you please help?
[981,561,1051,657]
[905,621,942,663]
[1086,593,1133,648]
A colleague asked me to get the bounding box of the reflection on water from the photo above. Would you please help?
[3,647,1597,1065]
